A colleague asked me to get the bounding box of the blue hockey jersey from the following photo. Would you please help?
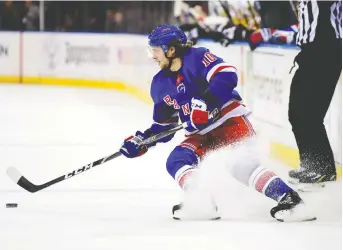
[148,47,249,137]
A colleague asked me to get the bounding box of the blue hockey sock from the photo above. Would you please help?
[263,177,294,201]
[249,167,294,201]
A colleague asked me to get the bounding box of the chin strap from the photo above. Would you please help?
[165,53,175,70]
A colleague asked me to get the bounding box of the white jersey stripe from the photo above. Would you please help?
[206,63,237,82]
[309,0,319,42]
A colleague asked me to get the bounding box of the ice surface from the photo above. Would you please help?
[0,84,341,250]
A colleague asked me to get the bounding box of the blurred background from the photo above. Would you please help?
[0,3,341,248]
[0,0,299,50]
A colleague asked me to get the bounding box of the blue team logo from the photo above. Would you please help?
[177,83,186,94]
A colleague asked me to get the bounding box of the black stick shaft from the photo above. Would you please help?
[12,124,184,193]
[23,151,122,192]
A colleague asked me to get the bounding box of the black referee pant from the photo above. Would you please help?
[288,40,342,173]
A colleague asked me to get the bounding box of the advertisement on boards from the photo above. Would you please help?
[0,32,20,78]
[64,42,110,66]
[23,33,116,81]
[245,47,294,129]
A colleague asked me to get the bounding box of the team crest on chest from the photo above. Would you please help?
[176,74,186,94]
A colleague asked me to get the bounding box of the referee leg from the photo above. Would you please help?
[288,43,341,177]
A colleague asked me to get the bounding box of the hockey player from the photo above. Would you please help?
[119,24,315,222]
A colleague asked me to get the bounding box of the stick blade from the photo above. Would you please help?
[6,166,38,193]
[6,166,23,183]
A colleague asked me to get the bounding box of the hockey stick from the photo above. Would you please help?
[6,123,185,193]
[218,0,235,25]
[247,0,260,29]
[289,0,298,19]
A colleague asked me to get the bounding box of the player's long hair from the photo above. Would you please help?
[168,39,193,58]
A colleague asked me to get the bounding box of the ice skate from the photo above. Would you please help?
[270,190,316,222]
[289,166,336,192]
[288,167,307,184]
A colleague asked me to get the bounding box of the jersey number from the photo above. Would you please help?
[202,52,217,67]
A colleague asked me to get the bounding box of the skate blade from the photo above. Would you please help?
[173,209,221,221]
[275,212,317,222]
[297,182,326,192]
[288,177,300,185]
[274,204,317,222]
[276,216,317,222]
[173,216,221,221]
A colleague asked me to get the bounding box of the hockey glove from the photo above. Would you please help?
[120,131,148,158]
[186,97,220,132]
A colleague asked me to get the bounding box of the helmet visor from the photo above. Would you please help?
[147,46,164,58]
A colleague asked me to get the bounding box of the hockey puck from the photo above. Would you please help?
[6,203,18,208]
